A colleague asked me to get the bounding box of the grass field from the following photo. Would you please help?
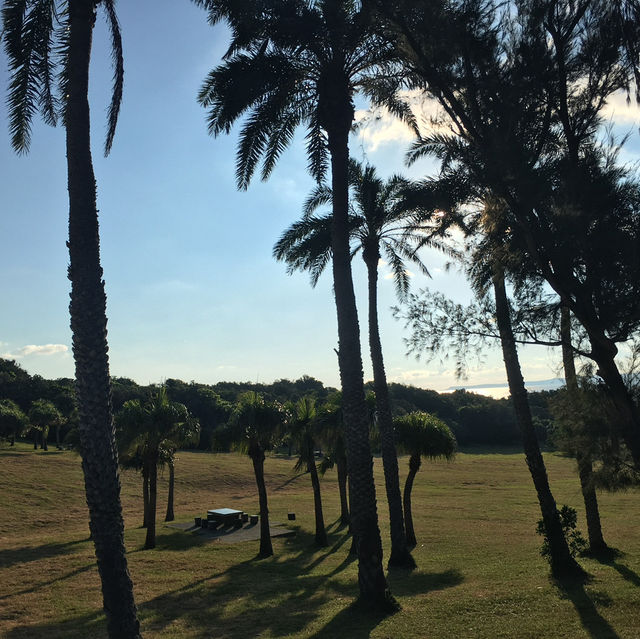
[1,442,639,638]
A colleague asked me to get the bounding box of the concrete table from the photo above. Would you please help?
[207,508,243,527]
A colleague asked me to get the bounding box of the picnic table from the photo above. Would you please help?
[207,508,243,526]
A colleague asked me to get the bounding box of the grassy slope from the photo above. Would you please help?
[0,443,638,638]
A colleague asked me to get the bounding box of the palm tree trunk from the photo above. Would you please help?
[561,306,608,555]
[251,447,273,558]
[65,2,140,636]
[493,272,584,579]
[337,455,350,526]
[56,424,61,449]
[42,428,48,451]
[142,467,149,528]
[403,452,420,548]
[308,455,328,546]
[144,458,157,550]
[33,430,38,450]
[365,255,415,569]
[325,110,394,608]
[165,458,175,522]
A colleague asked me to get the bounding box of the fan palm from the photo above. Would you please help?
[194,0,401,606]
[225,392,285,558]
[288,396,328,546]
[393,412,456,547]
[1,2,139,635]
[116,388,200,550]
[275,158,452,567]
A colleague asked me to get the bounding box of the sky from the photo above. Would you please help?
[1,1,640,394]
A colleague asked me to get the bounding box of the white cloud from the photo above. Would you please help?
[354,91,447,152]
[2,344,69,358]
[601,90,640,126]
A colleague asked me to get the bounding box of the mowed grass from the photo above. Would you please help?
[1,443,639,638]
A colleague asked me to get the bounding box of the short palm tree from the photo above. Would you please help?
[316,394,350,526]
[28,399,63,451]
[2,2,140,635]
[116,389,199,550]
[194,0,401,606]
[225,392,285,558]
[275,158,453,567]
[393,412,456,547]
[288,396,328,546]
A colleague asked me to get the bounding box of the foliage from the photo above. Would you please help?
[0,399,29,442]
[536,505,587,561]
[393,411,456,460]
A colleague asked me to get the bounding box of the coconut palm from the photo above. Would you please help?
[393,411,456,547]
[1,1,139,635]
[194,0,401,606]
[116,389,199,550]
[225,392,285,558]
[275,158,454,567]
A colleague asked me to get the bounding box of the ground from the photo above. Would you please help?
[0,444,639,638]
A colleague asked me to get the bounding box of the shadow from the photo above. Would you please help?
[309,601,391,639]
[610,561,640,588]
[0,563,94,602]
[387,568,464,597]
[0,538,88,570]
[273,471,307,491]
[557,582,620,639]
[153,531,210,552]
[5,608,104,638]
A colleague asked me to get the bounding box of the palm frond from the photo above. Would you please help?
[102,0,124,156]
[3,0,58,152]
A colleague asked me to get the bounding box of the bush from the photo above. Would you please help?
[536,505,587,559]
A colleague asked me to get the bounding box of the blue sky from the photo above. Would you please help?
[1,1,639,392]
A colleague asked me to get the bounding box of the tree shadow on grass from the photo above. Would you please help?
[4,609,106,639]
[387,567,464,597]
[152,530,211,552]
[592,553,640,588]
[0,562,94,602]
[557,581,620,639]
[0,537,89,570]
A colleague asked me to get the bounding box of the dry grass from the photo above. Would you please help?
[1,443,639,638]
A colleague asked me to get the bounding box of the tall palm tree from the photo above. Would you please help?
[275,158,451,567]
[288,396,328,546]
[117,389,199,550]
[193,0,401,607]
[1,2,140,635]
[225,392,285,558]
[393,411,456,548]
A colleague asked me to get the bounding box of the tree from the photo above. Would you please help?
[393,411,456,547]
[0,399,29,445]
[288,396,329,546]
[275,159,454,566]
[116,388,199,550]
[371,0,640,469]
[316,394,350,526]
[194,0,400,607]
[224,392,285,558]
[28,399,63,451]
[1,1,140,634]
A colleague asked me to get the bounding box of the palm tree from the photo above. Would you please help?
[1,2,140,635]
[316,394,350,526]
[275,158,453,567]
[116,389,199,550]
[225,392,285,558]
[193,0,401,607]
[288,397,328,546]
[393,412,456,547]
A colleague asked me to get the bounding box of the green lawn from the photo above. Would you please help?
[1,443,638,638]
